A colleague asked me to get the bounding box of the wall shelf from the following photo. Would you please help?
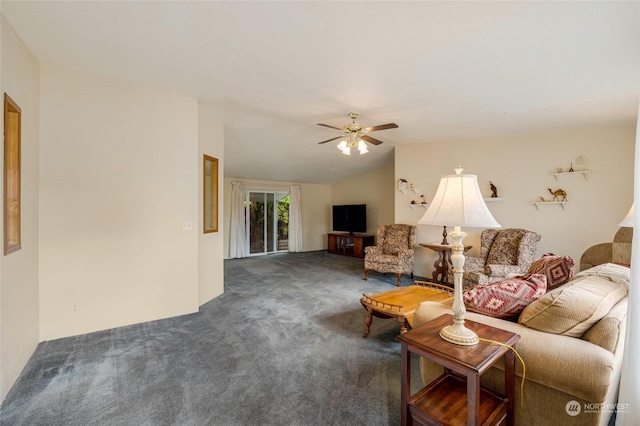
[532,201,568,210]
[484,197,503,202]
[552,170,592,181]
[409,203,428,210]
[399,187,418,195]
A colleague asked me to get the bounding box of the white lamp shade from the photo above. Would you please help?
[418,172,501,228]
[619,204,634,227]
[357,139,368,154]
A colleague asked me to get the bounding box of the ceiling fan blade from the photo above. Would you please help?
[317,123,343,131]
[318,136,344,144]
[364,123,398,132]
[360,135,384,145]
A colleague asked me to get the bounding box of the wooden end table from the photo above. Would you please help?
[419,243,472,284]
[397,314,520,426]
[360,282,453,337]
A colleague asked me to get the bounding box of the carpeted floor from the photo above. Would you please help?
[0,251,425,426]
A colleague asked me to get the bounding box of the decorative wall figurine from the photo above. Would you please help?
[489,181,498,198]
[398,179,407,191]
[548,188,568,202]
[420,195,427,204]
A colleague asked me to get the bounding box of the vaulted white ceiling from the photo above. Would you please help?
[2,1,639,183]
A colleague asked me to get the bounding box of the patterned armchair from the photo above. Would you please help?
[364,224,416,286]
[448,228,542,290]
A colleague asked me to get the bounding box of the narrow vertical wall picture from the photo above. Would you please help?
[4,93,21,254]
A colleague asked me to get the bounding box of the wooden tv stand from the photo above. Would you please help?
[327,233,374,258]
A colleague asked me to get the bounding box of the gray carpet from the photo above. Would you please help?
[0,251,425,426]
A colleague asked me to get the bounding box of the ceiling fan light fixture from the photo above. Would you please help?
[337,140,351,155]
[358,139,368,154]
[317,112,398,156]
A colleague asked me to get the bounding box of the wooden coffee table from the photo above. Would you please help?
[360,281,453,337]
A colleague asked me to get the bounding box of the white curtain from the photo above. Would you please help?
[289,185,303,252]
[229,181,246,258]
[617,101,639,426]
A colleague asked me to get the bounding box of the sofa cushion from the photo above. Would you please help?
[485,229,525,266]
[519,263,629,337]
[582,298,627,353]
[463,274,547,319]
[527,253,575,291]
[573,262,631,286]
[381,224,410,255]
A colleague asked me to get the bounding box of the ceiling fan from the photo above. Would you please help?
[317,112,398,155]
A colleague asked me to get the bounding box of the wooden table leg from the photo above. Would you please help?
[505,350,516,426]
[443,251,452,283]
[467,373,480,426]
[431,251,446,282]
[401,343,410,426]
[431,250,451,283]
[399,318,410,334]
[363,308,373,338]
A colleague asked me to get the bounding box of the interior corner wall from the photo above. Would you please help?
[394,123,636,279]
[38,65,200,341]
[198,104,224,305]
[0,15,41,402]
[222,178,331,258]
[330,162,395,235]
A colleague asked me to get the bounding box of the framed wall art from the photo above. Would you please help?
[4,93,21,254]
[203,154,218,233]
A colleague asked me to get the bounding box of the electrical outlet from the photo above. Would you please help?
[182,221,193,230]
[71,303,80,314]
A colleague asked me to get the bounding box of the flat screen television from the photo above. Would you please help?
[332,204,367,234]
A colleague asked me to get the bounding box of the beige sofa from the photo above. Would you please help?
[413,263,629,426]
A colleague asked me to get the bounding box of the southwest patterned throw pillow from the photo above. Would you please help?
[527,253,575,291]
[463,274,547,319]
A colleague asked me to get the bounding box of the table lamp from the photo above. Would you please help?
[418,167,501,345]
[619,204,634,227]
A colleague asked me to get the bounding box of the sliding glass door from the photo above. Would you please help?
[245,191,289,255]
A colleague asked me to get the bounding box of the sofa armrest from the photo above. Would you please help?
[413,302,618,403]
[364,246,382,255]
[484,264,523,277]
[397,248,415,258]
[465,256,485,270]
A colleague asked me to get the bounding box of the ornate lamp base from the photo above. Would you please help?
[438,226,480,346]
[439,323,479,346]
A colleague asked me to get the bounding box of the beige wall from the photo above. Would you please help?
[0,15,41,401]
[38,66,200,340]
[395,123,636,279]
[222,164,393,258]
[198,104,225,305]
[330,161,395,235]
[223,178,331,257]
